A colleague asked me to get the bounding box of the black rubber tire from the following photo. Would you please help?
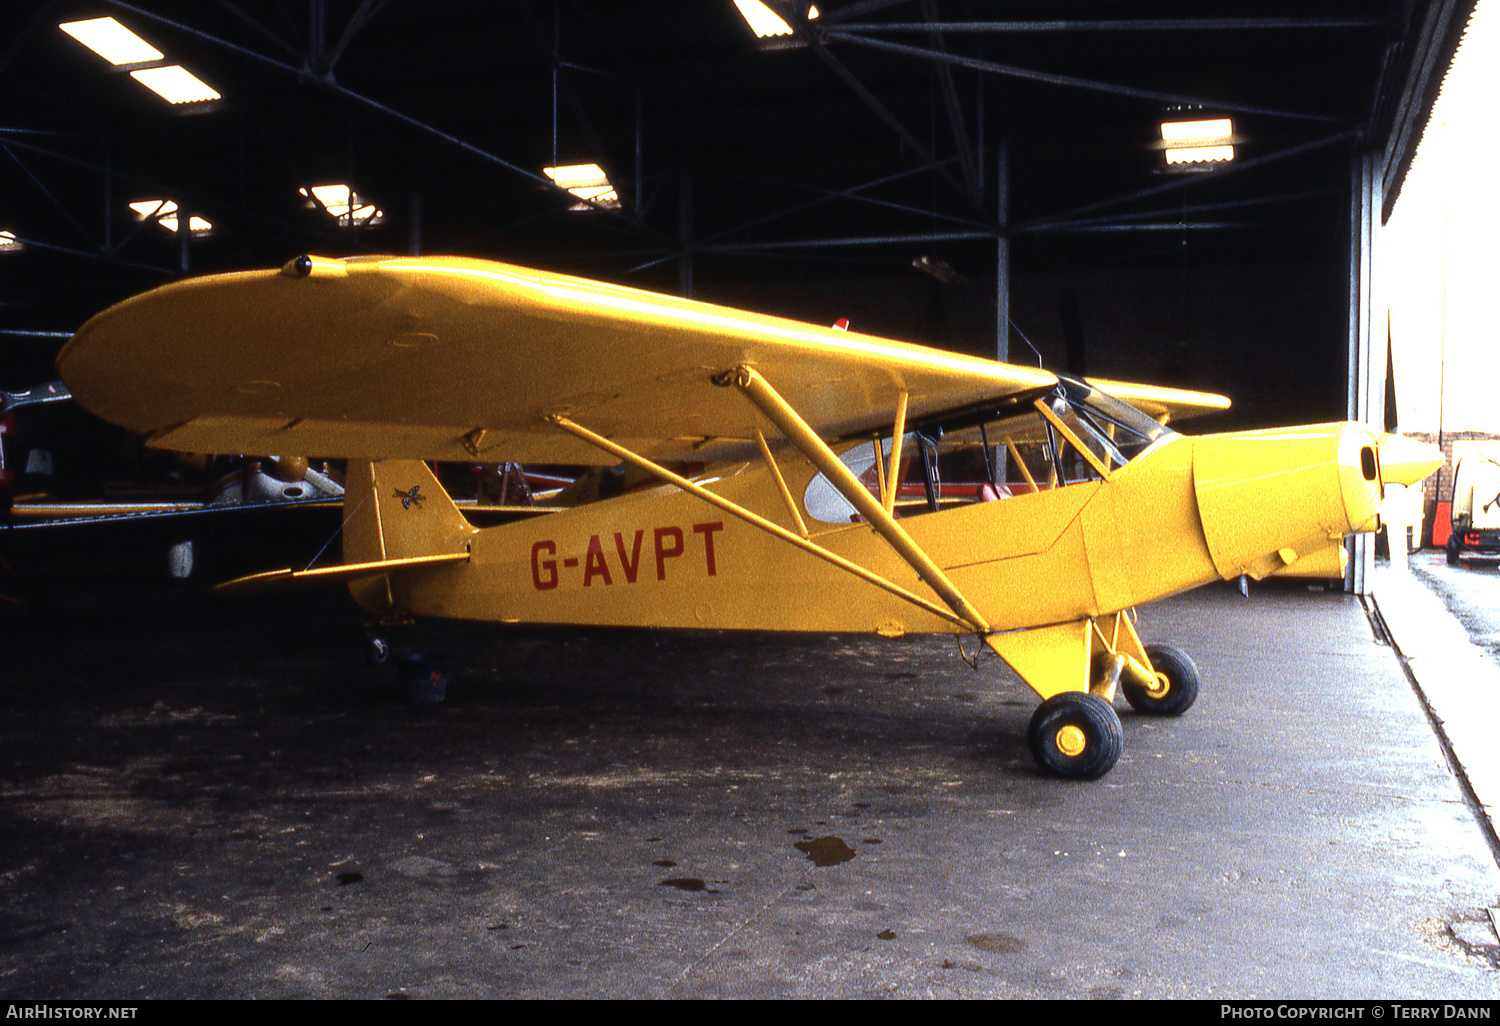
[1447,539,1461,567]
[366,635,391,666]
[1027,691,1123,780]
[1122,643,1200,716]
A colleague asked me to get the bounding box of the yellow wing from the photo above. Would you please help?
[57,255,1223,464]
[1085,377,1230,424]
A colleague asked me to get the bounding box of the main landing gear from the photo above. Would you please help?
[1122,643,1199,716]
[1023,639,1201,780]
[1028,691,1122,780]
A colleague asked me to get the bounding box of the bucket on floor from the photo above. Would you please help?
[399,653,447,703]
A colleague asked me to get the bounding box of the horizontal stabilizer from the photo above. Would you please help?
[216,550,469,593]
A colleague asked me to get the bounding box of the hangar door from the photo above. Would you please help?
[1380,0,1500,555]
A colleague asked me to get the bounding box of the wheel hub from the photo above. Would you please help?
[1055,725,1087,757]
[1147,672,1171,699]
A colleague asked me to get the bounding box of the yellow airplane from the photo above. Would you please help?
[54,254,1441,779]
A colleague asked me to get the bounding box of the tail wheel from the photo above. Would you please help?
[1027,692,1123,779]
[1123,643,1199,717]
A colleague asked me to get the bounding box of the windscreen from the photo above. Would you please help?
[803,378,1177,522]
[1056,375,1176,465]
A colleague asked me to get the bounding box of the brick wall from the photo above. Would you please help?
[1404,431,1500,546]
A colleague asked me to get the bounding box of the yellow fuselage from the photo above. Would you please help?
[372,421,1386,636]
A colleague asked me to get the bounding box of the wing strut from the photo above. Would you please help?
[884,389,908,516]
[726,366,991,634]
[547,414,972,632]
[754,429,810,538]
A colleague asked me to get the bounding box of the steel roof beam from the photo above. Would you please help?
[515,0,633,215]
[823,0,915,23]
[208,0,303,59]
[806,37,981,213]
[918,0,979,200]
[829,18,1386,33]
[701,229,994,252]
[1,142,103,251]
[700,164,987,246]
[97,0,659,233]
[764,2,981,207]
[1027,189,1339,233]
[0,0,60,83]
[1023,221,1249,234]
[1016,130,1358,233]
[823,30,1341,123]
[323,0,394,75]
[0,134,354,257]
[3,231,176,276]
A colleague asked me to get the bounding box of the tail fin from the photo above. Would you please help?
[343,460,475,613]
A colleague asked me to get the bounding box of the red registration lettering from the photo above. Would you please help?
[535,524,725,588]
[531,540,558,590]
[583,534,613,587]
[614,530,644,583]
[693,521,724,576]
[654,526,684,581]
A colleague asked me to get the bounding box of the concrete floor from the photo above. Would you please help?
[1376,551,1500,869]
[1409,549,1500,665]
[1,578,1498,999]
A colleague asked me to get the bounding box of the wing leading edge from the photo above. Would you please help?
[57,255,1224,464]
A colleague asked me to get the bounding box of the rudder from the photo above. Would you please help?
[342,460,475,613]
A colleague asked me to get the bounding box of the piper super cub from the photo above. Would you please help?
[55,254,1442,778]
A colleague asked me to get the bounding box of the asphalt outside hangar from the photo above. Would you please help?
[5,0,1500,1008]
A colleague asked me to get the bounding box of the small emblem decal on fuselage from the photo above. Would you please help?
[395,486,426,510]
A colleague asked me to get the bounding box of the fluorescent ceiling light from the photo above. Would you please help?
[129,199,174,219]
[129,199,180,230]
[543,163,610,190]
[1161,118,1234,165]
[543,163,620,211]
[129,65,221,104]
[0,231,21,252]
[1165,144,1236,165]
[733,0,794,37]
[129,200,212,235]
[299,185,385,227]
[1160,118,1233,143]
[60,17,163,65]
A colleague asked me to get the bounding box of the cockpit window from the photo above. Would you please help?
[1055,375,1173,464]
[802,378,1176,523]
[803,434,906,524]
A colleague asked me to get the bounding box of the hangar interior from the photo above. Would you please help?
[0,1,1472,485]
[4,0,1500,1003]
